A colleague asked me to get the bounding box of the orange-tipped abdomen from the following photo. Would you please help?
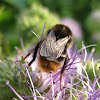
[38,56,62,73]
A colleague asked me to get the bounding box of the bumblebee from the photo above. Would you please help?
[23,24,73,88]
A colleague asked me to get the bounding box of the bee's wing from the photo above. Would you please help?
[40,30,70,61]
[47,37,70,61]
[55,37,69,58]
[39,30,56,57]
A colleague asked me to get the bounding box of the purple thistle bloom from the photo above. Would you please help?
[6,24,100,100]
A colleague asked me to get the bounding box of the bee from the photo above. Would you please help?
[23,24,73,88]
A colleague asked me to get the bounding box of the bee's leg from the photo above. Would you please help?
[28,58,35,66]
[60,55,69,89]
[28,42,40,67]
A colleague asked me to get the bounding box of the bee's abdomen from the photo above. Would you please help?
[38,56,62,73]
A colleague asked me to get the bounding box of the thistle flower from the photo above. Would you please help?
[1,25,99,100]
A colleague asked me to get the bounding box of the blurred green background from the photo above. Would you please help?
[0,0,100,57]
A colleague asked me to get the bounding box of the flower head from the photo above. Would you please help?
[3,24,100,100]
